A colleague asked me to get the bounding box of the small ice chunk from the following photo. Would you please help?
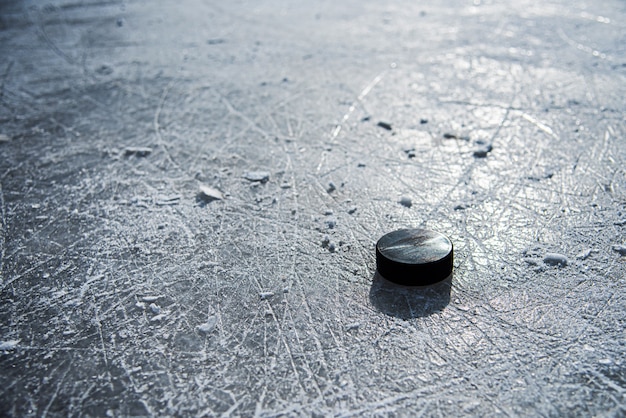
[543,253,568,266]
[197,316,217,334]
[612,245,626,255]
[124,147,153,157]
[399,196,412,208]
[259,291,275,300]
[150,314,166,322]
[0,340,19,350]
[345,323,360,331]
[244,171,270,183]
[198,184,223,202]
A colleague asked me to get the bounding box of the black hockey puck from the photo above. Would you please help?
[376,228,453,286]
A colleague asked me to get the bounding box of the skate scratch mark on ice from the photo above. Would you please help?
[520,112,559,140]
[557,28,611,61]
[319,71,387,173]
[154,79,180,168]
[41,360,71,418]
[0,183,5,275]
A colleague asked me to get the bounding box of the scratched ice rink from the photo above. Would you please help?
[1,0,625,416]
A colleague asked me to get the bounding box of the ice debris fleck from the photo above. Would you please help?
[259,291,275,300]
[543,253,569,267]
[612,244,626,255]
[473,143,493,158]
[377,121,392,131]
[198,184,224,202]
[345,322,360,331]
[197,316,218,334]
[124,146,153,157]
[0,340,20,351]
[155,195,181,206]
[399,196,412,208]
[443,133,469,141]
[244,171,270,183]
[575,249,593,260]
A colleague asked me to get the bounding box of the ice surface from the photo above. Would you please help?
[0,0,625,416]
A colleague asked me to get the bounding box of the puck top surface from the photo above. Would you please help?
[376,228,453,285]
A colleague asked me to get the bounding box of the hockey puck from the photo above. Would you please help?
[376,228,453,286]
